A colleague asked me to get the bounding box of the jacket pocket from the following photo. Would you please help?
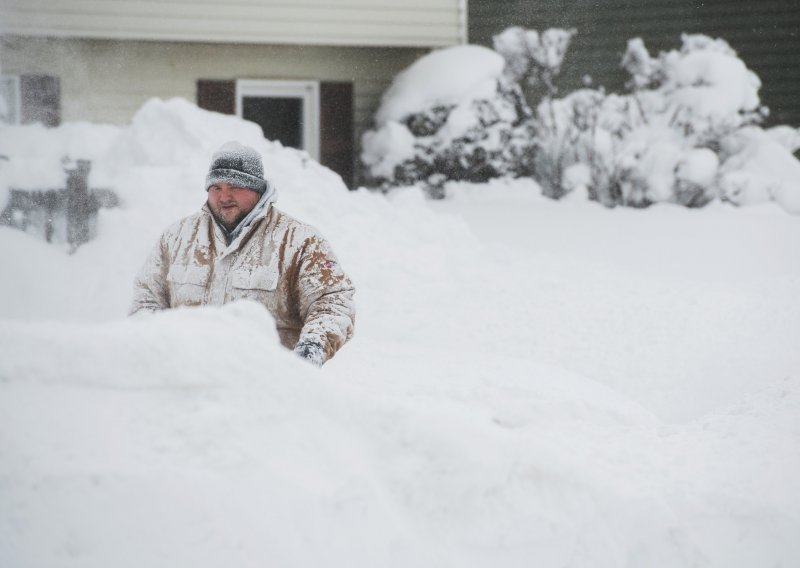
[167,264,210,305]
[231,266,278,291]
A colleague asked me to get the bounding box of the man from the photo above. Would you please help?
[129,141,355,366]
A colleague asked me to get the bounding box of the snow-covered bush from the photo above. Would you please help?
[363,30,800,212]
[533,86,727,207]
[493,26,576,98]
[360,45,535,196]
[533,34,800,210]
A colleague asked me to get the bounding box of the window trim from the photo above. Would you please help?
[235,79,320,161]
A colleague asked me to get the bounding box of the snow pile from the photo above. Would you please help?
[2,99,800,566]
[4,301,799,567]
[0,97,479,323]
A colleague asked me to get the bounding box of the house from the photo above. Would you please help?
[469,0,800,128]
[0,0,467,186]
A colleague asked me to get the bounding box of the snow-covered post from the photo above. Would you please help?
[65,159,96,250]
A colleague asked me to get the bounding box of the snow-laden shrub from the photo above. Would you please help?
[533,34,800,209]
[363,30,800,212]
[492,26,576,97]
[360,45,535,196]
[534,86,728,207]
[717,126,800,213]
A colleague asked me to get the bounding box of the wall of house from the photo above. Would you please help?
[469,0,800,127]
[0,36,427,145]
[0,0,465,47]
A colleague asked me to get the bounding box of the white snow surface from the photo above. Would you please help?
[2,99,800,567]
[374,45,505,125]
[360,120,416,179]
[719,126,800,213]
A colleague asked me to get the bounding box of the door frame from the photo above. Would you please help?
[235,79,320,161]
[0,75,22,125]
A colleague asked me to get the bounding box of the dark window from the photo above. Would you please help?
[20,75,60,127]
[242,96,303,150]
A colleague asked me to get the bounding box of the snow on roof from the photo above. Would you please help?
[375,45,506,125]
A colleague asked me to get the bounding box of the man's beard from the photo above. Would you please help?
[208,200,247,232]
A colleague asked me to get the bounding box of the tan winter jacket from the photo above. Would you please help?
[129,203,355,363]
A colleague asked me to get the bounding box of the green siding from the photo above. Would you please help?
[469,0,800,126]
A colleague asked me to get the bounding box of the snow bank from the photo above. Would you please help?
[4,301,799,567]
[2,99,800,566]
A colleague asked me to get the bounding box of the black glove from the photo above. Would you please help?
[293,339,326,367]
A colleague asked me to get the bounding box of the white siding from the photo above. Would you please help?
[0,0,466,47]
[0,36,427,143]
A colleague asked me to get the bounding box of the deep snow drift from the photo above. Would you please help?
[1,99,799,567]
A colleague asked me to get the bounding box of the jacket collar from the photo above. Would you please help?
[203,191,276,255]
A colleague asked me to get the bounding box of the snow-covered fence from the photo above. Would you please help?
[0,159,118,249]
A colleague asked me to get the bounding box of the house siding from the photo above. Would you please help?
[469,0,800,127]
[0,35,427,145]
[0,0,465,47]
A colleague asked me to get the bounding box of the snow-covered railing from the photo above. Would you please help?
[0,159,118,250]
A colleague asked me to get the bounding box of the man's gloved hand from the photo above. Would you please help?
[293,338,326,367]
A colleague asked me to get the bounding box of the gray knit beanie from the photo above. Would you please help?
[205,141,268,195]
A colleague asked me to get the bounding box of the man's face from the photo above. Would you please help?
[207,182,261,231]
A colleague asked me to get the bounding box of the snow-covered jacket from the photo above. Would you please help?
[129,203,355,363]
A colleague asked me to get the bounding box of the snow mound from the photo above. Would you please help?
[1,97,799,566]
[106,98,347,215]
[0,301,289,388]
[2,301,799,567]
